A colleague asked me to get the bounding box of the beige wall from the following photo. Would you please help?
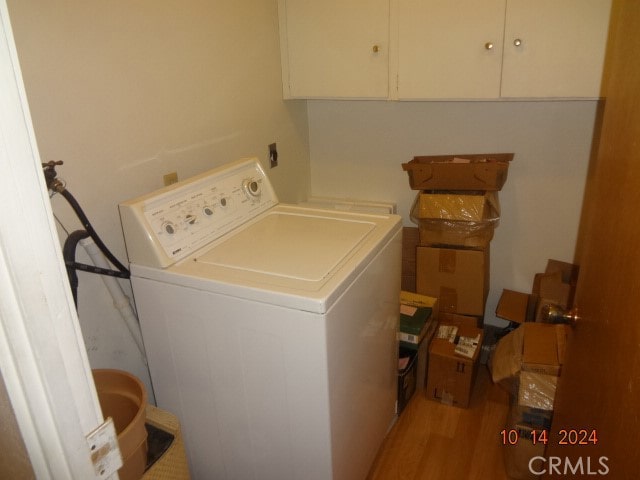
[5,1,599,393]
[7,1,310,395]
[307,100,599,325]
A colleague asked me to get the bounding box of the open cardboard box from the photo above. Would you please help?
[402,153,513,191]
[426,319,484,408]
[490,322,568,396]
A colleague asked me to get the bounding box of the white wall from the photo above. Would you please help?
[307,100,599,325]
[7,1,310,398]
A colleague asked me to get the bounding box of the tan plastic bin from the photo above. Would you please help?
[93,369,148,480]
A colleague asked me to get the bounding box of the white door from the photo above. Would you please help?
[0,3,109,478]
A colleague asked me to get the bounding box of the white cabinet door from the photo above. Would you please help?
[279,0,389,99]
[501,0,611,98]
[396,0,506,99]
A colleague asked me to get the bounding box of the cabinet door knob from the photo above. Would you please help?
[485,42,494,50]
[372,44,380,53]
[513,38,522,47]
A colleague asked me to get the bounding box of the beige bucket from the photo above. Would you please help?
[93,369,148,480]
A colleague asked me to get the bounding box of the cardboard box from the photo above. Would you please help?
[490,323,568,396]
[426,322,483,408]
[534,260,579,315]
[509,404,553,431]
[401,227,420,292]
[397,347,418,414]
[503,406,547,480]
[518,371,558,411]
[402,153,513,191]
[522,323,567,376]
[438,312,481,330]
[416,246,489,316]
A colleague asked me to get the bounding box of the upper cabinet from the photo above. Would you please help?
[396,0,506,99]
[278,0,612,100]
[500,0,611,98]
[278,0,389,99]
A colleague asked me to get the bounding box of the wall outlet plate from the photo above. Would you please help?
[163,172,178,186]
[269,143,278,168]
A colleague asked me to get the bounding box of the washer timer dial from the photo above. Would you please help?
[242,178,261,199]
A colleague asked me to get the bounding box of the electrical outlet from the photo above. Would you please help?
[269,143,278,168]
[163,172,178,186]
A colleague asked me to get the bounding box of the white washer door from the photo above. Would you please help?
[195,211,375,281]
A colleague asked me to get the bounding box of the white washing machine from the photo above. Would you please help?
[119,158,401,480]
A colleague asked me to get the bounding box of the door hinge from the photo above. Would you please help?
[86,417,123,478]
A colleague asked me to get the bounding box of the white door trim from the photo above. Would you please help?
[0,2,112,478]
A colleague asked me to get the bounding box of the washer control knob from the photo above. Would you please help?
[203,205,215,216]
[243,178,261,198]
[219,196,230,208]
[185,214,197,225]
[162,221,177,235]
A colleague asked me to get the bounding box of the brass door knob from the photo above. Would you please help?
[540,304,581,326]
[513,38,522,47]
[372,45,380,53]
[485,42,494,50]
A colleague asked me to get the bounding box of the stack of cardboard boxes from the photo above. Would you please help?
[402,153,513,327]
[491,323,568,480]
[491,259,578,479]
[397,291,438,413]
[401,153,513,408]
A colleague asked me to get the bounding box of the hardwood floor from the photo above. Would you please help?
[367,365,512,480]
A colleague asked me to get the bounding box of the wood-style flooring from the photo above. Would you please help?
[367,365,512,480]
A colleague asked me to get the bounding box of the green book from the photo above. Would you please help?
[399,306,433,345]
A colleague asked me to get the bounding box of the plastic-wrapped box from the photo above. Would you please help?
[518,371,558,411]
[410,191,500,249]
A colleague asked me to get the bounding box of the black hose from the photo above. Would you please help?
[59,188,130,276]
[63,230,90,307]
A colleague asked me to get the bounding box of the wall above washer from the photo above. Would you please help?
[307,99,600,326]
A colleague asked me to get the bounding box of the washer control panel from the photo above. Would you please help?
[120,158,277,268]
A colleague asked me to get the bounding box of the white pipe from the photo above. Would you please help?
[79,237,147,360]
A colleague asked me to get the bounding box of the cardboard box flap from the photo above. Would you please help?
[521,323,567,375]
[490,323,568,391]
[495,289,537,324]
[545,259,580,285]
[489,326,524,386]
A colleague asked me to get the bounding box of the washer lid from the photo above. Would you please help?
[195,211,375,281]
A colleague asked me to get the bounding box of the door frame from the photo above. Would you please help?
[0,2,108,478]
